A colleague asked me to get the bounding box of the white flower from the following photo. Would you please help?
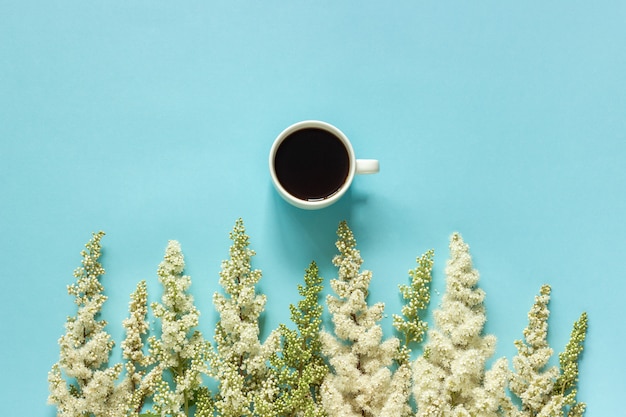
[149,240,211,416]
[413,233,514,417]
[211,219,279,417]
[321,221,411,417]
[48,232,129,417]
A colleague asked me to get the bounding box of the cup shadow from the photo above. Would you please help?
[268,184,361,263]
[264,184,373,333]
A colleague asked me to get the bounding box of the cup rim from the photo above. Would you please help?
[269,120,356,209]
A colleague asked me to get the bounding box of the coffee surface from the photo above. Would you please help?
[274,128,350,201]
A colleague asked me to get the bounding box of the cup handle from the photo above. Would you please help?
[355,159,379,175]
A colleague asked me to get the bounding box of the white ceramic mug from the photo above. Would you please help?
[269,120,379,209]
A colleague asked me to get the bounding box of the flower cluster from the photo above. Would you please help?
[48,231,128,417]
[412,233,515,417]
[393,249,434,362]
[210,218,280,417]
[511,284,588,417]
[510,285,560,416]
[320,221,412,417]
[149,241,212,417]
[271,261,328,417]
[121,280,161,416]
[49,221,588,417]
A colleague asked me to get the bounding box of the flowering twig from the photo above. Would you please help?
[48,231,128,417]
[211,219,280,417]
[320,221,412,417]
[412,233,514,417]
[510,285,559,416]
[272,261,328,417]
[121,280,167,416]
[393,249,433,362]
[148,240,213,417]
[553,312,588,417]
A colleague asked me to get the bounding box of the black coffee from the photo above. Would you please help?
[274,128,350,201]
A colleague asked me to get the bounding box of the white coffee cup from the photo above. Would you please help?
[269,120,379,209]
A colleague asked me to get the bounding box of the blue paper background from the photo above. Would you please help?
[1,1,625,415]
